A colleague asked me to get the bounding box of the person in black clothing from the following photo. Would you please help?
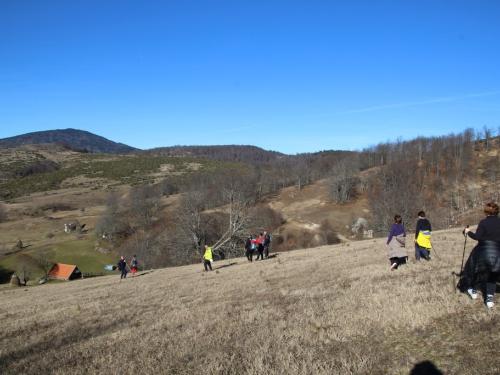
[118,256,127,279]
[414,211,432,261]
[245,235,253,262]
[464,202,500,308]
[263,231,271,258]
[255,233,264,261]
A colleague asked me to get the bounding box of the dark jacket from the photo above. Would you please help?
[264,234,271,245]
[464,216,500,284]
[467,216,500,241]
[118,259,126,271]
[415,218,432,239]
[245,237,252,251]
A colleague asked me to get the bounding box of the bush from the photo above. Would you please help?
[15,160,59,177]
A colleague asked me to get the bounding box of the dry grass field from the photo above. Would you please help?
[2,228,499,375]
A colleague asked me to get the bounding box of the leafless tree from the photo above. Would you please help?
[16,254,37,286]
[292,160,310,191]
[123,230,157,270]
[175,189,209,257]
[105,193,121,215]
[128,185,163,230]
[367,161,423,234]
[329,158,360,204]
[209,171,256,257]
[33,247,55,277]
[483,125,494,152]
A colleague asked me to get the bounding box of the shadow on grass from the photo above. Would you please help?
[216,262,237,269]
[131,271,153,277]
[410,360,443,375]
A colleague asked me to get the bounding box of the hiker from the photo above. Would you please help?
[386,215,408,271]
[414,211,432,261]
[250,236,258,258]
[463,202,500,308]
[130,255,138,276]
[255,233,265,261]
[264,230,271,258]
[118,256,127,279]
[203,244,213,271]
[245,235,254,262]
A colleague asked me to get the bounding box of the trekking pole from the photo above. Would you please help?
[430,242,439,259]
[455,225,469,293]
[459,225,469,277]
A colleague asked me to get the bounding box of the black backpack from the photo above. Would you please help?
[117,261,123,271]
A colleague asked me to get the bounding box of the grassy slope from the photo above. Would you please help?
[1,228,499,374]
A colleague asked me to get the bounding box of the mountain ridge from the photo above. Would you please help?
[0,128,137,154]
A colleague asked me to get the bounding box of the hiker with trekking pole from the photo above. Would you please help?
[461,202,500,308]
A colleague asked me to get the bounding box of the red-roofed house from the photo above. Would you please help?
[48,263,83,281]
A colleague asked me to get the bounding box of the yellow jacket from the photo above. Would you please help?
[203,247,213,260]
[416,230,432,249]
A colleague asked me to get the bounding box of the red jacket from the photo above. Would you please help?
[257,236,264,247]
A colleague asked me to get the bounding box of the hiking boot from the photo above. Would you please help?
[390,263,398,271]
[486,295,494,308]
[467,288,478,300]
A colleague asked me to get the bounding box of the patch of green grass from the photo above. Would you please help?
[0,239,119,284]
[52,239,118,274]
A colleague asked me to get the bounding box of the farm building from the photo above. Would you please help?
[47,263,83,281]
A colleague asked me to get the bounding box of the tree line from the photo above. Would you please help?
[94,126,500,269]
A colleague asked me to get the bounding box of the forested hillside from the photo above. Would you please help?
[1,127,499,275]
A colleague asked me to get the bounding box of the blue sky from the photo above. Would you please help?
[1,1,499,155]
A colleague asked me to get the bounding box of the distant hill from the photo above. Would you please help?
[0,128,137,154]
[140,145,284,164]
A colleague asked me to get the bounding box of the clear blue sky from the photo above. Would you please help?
[1,1,499,154]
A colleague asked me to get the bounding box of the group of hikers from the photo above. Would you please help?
[245,231,272,262]
[117,255,138,279]
[386,203,500,308]
[386,211,432,271]
[200,231,272,272]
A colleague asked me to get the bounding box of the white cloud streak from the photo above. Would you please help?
[338,91,500,115]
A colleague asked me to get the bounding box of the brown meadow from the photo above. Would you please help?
[1,227,499,374]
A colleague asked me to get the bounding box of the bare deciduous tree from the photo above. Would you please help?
[128,185,163,230]
[329,158,360,204]
[175,189,209,259]
[210,171,256,257]
[483,125,494,152]
[16,253,37,286]
[33,248,55,277]
[367,161,423,234]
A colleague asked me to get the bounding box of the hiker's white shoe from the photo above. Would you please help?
[467,289,478,300]
[390,263,398,271]
[486,295,494,308]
